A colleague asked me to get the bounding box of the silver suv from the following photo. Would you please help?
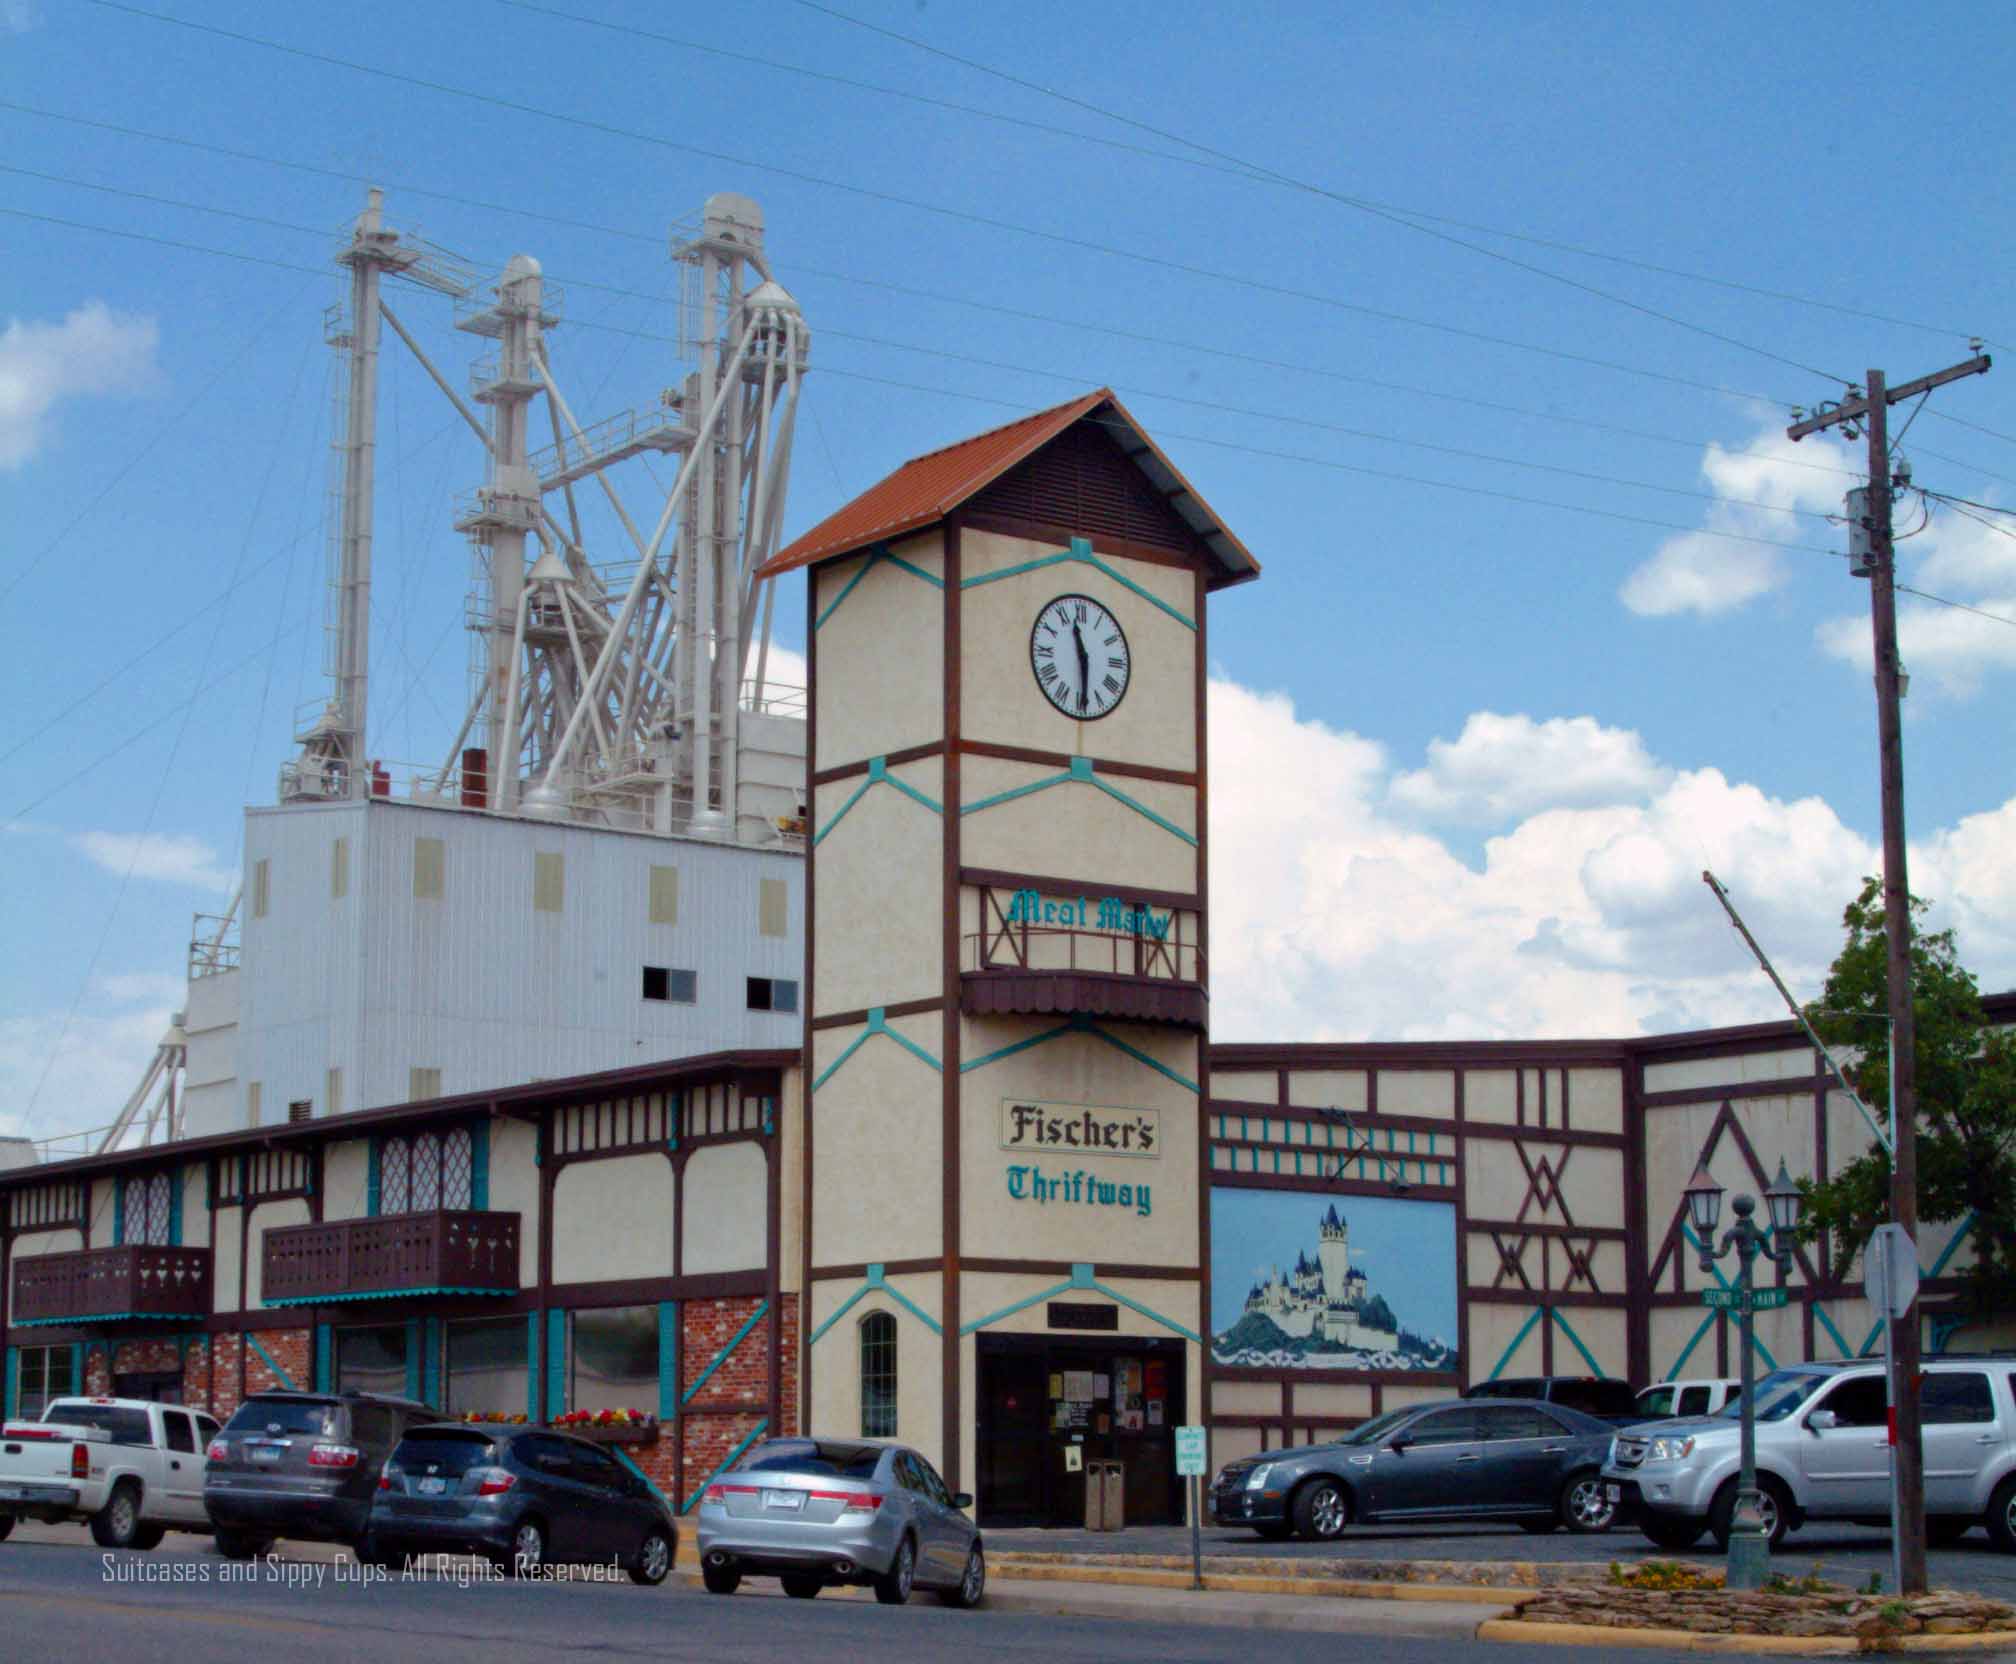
[1603,1358,2016,1553]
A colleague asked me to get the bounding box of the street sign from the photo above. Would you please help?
[1701,1285,1788,1312]
[1864,1222,1920,1319]
[1175,1425,1208,1477]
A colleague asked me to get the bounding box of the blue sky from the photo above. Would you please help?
[3,1,2014,1140]
[1209,1189,1457,1348]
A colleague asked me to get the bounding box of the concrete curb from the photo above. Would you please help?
[1477,1618,2016,1654]
[990,1560,1533,1604]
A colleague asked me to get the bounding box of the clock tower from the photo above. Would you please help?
[759,389,1259,1522]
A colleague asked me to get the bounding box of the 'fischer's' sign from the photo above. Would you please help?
[1000,1098,1159,1160]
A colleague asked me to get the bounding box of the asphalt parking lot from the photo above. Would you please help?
[990,1517,2016,1599]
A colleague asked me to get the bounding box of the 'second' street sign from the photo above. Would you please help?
[1864,1222,1920,1319]
[1175,1425,1208,1477]
[1701,1286,1788,1312]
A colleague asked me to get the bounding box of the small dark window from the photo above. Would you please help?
[746,977,799,1013]
[642,966,697,1003]
[1406,1407,1481,1446]
[861,1312,897,1439]
[1678,1386,1712,1417]
[288,1100,313,1123]
[1924,1372,1994,1425]
[162,1412,198,1454]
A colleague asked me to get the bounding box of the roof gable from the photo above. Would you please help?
[757,389,1259,587]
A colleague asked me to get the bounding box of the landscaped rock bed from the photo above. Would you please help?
[1510,1578,2016,1642]
[988,1550,1615,1588]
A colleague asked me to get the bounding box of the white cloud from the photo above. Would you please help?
[0,301,161,469]
[0,1001,175,1145]
[1207,674,2016,1044]
[1619,428,1845,617]
[73,830,237,893]
[1389,711,1670,824]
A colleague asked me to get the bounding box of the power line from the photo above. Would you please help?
[1895,585,2016,628]
[78,1,1824,410]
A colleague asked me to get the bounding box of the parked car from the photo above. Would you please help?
[1466,1376,1643,1426]
[1604,1357,2016,1552]
[204,1389,438,1559]
[0,1397,221,1549]
[1633,1379,1741,1422]
[368,1422,676,1582]
[1211,1399,1619,1541]
[695,1436,985,1607]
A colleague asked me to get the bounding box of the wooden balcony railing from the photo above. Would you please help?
[10,1245,212,1326]
[261,1210,521,1306]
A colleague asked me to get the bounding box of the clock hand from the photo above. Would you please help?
[1072,623,1090,711]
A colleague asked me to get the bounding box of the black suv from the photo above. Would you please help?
[204,1390,441,1558]
[1465,1376,1643,1425]
[370,1423,677,1583]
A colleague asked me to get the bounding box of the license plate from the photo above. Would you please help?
[1606,1484,1621,1502]
[249,1446,282,1463]
[418,1477,448,1496]
[763,1490,805,1511]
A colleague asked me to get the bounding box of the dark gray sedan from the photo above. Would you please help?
[1211,1400,1618,1541]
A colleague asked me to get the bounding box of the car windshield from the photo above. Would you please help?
[736,1439,883,1480]
[44,1403,152,1445]
[392,1431,497,1475]
[224,1398,341,1437]
[1637,1387,1676,1417]
[1732,1370,1831,1423]
[1335,1408,1415,1447]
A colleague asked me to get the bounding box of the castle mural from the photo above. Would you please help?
[1209,1188,1458,1372]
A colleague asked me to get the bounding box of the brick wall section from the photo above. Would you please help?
[210,1334,243,1420]
[111,1338,184,1379]
[680,1411,767,1509]
[673,1294,797,1506]
[83,1344,111,1397]
[245,1327,311,1397]
[183,1337,214,1414]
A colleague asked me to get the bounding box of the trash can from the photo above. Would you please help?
[1084,1459,1125,1531]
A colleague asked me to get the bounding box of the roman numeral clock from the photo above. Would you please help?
[755,389,1258,1513]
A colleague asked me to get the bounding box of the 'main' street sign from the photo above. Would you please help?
[1700,1286,1788,1312]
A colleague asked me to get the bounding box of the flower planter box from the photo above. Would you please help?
[555,1422,659,1447]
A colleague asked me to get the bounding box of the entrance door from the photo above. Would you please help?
[976,1344,1050,1525]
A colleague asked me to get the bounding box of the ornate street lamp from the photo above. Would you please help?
[1693,1159,1804,1589]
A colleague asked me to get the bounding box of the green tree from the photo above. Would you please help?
[1800,878,2016,1312]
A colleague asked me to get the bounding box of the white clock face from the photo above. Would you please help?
[1030,594,1130,720]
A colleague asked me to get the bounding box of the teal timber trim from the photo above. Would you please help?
[169,1167,183,1246]
[526,1313,541,1418]
[807,1264,942,1347]
[70,1343,84,1396]
[1485,1307,1543,1380]
[814,543,943,631]
[811,1007,944,1092]
[1664,1310,1719,1378]
[1549,1308,1605,1377]
[367,1140,382,1216]
[959,1012,1198,1094]
[961,537,1197,631]
[314,1324,333,1392]
[3,1346,16,1419]
[423,1317,443,1407]
[404,1319,422,1401]
[813,756,943,847]
[610,1442,671,1512]
[246,1332,297,1391]
[681,1419,767,1515]
[960,755,1197,848]
[113,1176,125,1246]
[1813,1304,1855,1359]
[682,1301,769,1406]
[546,1310,567,1418]
[958,1263,1200,1344]
[657,1302,679,1421]
[16,1312,189,1327]
[470,1121,489,1211]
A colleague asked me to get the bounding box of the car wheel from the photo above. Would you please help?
[1561,1472,1616,1534]
[0,1515,14,1542]
[214,1531,273,1560]
[628,1528,673,1587]
[1640,1514,1707,1551]
[497,1518,545,1578]
[1986,1477,2016,1554]
[781,1573,823,1600]
[89,1483,142,1549]
[872,1536,916,1606]
[1708,1477,1789,1551]
[938,1545,986,1609]
[1291,1477,1351,1542]
[701,1561,742,1595]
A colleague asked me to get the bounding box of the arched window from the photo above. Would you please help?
[860,1311,897,1438]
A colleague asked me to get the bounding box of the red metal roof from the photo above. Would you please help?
[757,388,1259,586]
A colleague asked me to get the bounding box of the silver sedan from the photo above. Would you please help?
[694,1436,985,1608]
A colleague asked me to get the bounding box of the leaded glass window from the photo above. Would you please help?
[860,1311,897,1438]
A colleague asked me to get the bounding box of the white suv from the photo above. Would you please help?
[1603,1358,2016,1552]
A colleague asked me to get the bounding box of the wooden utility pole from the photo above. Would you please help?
[1787,352,1989,1594]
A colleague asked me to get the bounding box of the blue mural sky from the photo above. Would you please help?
[1210,1188,1458,1347]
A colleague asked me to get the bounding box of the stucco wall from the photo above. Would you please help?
[810,757,944,1016]
[681,1142,767,1274]
[812,535,945,768]
[552,1154,673,1283]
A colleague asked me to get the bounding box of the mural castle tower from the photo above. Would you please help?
[755,390,1259,1496]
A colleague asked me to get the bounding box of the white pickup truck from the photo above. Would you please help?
[0,1397,221,1550]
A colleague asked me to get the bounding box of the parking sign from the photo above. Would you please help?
[1175,1424,1207,1477]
